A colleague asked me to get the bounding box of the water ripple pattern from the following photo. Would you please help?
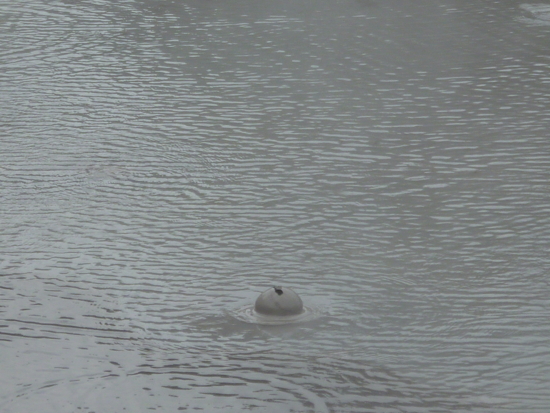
[1,0,549,412]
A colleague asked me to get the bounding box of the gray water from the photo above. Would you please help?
[1,0,550,411]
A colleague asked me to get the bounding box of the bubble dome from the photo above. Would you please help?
[254,286,304,316]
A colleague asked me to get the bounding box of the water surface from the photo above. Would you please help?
[1,0,550,411]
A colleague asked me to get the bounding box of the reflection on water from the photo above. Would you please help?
[1,0,549,411]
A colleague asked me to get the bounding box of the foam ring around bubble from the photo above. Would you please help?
[231,305,321,325]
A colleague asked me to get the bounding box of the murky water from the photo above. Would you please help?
[1,0,549,411]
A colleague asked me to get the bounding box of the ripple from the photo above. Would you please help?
[230,305,322,325]
[1,0,550,411]
[519,4,550,25]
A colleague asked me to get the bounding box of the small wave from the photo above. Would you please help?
[518,4,550,25]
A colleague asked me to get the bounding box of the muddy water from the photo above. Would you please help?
[1,0,549,411]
